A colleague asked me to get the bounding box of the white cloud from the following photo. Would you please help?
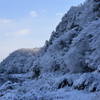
[55,13,63,16]
[29,11,38,17]
[4,29,31,37]
[0,18,12,23]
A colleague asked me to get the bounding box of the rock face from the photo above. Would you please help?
[0,0,100,100]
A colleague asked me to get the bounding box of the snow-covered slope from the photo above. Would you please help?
[0,0,100,99]
[0,48,40,74]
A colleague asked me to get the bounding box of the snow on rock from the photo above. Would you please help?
[0,0,100,99]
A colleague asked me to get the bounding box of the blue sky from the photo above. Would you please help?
[0,0,85,62]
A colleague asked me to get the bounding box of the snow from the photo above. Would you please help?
[0,0,100,99]
[0,73,99,100]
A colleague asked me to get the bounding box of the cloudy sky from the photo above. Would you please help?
[0,0,85,62]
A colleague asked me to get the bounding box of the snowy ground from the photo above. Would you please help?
[0,72,100,100]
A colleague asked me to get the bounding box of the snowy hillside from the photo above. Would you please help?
[0,0,100,99]
[0,48,40,74]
